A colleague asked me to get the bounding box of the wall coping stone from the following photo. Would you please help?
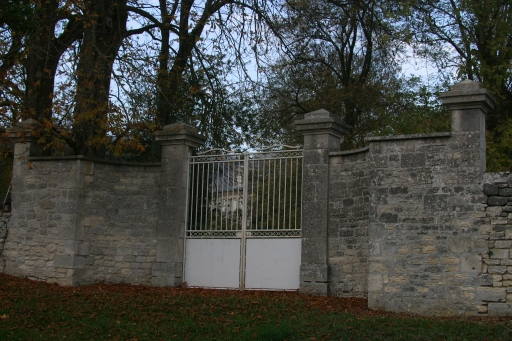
[365,132,451,142]
[28,155,161,167]
[329,146,369,156]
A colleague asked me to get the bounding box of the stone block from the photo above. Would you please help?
[499,188,512,197]
[490,249,510,259]
[300,263,329,282]
[368,274,384,292]
[495,240,512,248]
[401,153,426,168]
[476,287,506,302]
[448,236,472,253]
[492,275,503,283]
[489,266,508,274]
[505,229,512,239]
[389,186,408,195]
[156,239,176,262]
[474,274,493,286]
[424,194,448,212]
[53,254,84,269]
[484,184,500,196]
[488,303,512,316]
[379,212,398,223]
[491,218,508,225]
[152,277,174,287]
[65,240,76,254]
[476,305,488,314]
[488,197,509,206]
[484,259,501,265]
[300,281,330,296]
[302,149,330,164]
[461,255,481,273]
[302,238,328,264]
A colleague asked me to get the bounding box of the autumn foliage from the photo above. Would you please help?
[0,273,511,340]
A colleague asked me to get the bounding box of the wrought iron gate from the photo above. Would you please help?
[183,147,303,290]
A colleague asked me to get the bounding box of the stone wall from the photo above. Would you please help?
[479,172,512,315]
[77,161,161,285]
[362,80,498,315]
[1,156,161,285]
[328,147,370,297]
[0,122,205,286]
[365,133,490,315]
[3,81,512,316]
[2,155,83,284]
[297,80,509,316]
[0,212,9,271]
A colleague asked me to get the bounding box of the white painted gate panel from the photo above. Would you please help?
[244,238,301,290]
[184,239,240,288]
[184,148,303,290]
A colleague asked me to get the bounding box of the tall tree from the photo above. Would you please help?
[0,1,82,125]
[412,0,512,170]
[413,0,512,128]
[252,0,418,149]
[72,0,128,156]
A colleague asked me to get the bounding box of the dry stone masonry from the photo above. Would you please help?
[1,122,205,286]
[480,172,512,315]
[0,212,9,271]
[1,80,511,316]
[294,80,510,316]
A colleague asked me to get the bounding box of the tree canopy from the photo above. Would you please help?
[0,0,510,169]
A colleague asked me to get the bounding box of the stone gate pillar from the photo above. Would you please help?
[439,79,495,175]
[153,123,206,286]
[295,109,351,295]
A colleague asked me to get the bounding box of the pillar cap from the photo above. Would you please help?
[294,109,351,138]
[439,80,496,113]
[8,118,39,142]
[154,122,206,148]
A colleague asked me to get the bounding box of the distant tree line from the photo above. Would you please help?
[0,0,510,169]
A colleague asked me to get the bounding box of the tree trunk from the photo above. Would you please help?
[73,0,128,156]
[23,0,82,122]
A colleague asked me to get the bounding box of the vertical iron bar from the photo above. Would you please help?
[297,158,304,229]
[261,159,265,230]
[266,159,270,230]
[283,158,288,230]
[256,159,260,230]
[250,158,255,230]
[199,162,205,230]
[184,155,191,234]
[183,152,192,285]
[233,160,237,231]
[215,162,220,230]
[272,158,276,229]
[295,157,299,230]
[289,158,293,230]
[191,161,197,231]
[240,152,249,290]
[277,157,282,230]
[206,162,211,231]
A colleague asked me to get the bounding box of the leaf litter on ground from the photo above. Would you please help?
[0,273,511,340]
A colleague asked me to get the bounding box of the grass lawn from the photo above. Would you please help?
[0,273,510,340]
